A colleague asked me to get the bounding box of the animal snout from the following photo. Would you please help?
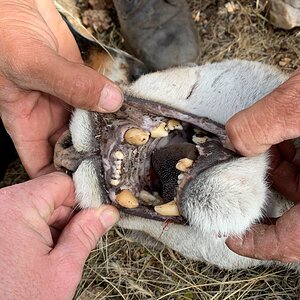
[127,57,148,81]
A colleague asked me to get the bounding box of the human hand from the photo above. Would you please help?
[0,172,119,299]
[225,67,300,262]
[226,68,300,156]
[226,140,300,262]
[0,0,123,178]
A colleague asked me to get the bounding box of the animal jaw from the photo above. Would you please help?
[55,94,237,224]
[54,59,299,271]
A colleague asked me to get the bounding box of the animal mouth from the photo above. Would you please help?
[54,95,237,224]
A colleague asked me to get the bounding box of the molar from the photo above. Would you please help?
[192,135,209,144]
[139,190,162,206]
[124,128,150,145]
[167,119,183,130]
[150,122,169,138]
[176,158,194,172]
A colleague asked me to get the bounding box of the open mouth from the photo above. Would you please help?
[54,95,237,225]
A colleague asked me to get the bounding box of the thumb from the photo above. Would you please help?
[12,47,123,112]
[226,69,300,156]
[51,205,119,271]
[226,224,282,261]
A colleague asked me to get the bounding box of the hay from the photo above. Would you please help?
[1,0,300,299]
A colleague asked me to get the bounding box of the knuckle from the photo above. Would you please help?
[65,72,97,108]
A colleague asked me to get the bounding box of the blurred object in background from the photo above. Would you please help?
[268,0,300,29]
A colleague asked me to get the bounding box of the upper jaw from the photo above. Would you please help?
[54,94,237,225]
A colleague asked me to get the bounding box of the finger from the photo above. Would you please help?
[226,204,300,263]
[7,47,123,113]
[226,224,284,261]
[270,160,300,203]
[11,172,76,218]
[226,69,300,156]
[48,205,75,230]
[51,205,119,272]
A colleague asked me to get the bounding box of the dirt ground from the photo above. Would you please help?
[1,0,300,299]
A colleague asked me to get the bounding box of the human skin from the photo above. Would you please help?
[0,172,120,299]
[0,0,123,178]
[226,68,300,262]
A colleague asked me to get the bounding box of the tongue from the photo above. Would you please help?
[151,143,198,202]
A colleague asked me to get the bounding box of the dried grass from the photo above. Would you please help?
[1,0,300,299]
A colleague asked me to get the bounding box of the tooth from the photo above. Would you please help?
[114,150,124,160]
[124,128,150,145]
[116,189,139,208]
[115,160,122,168]
[112,172,121,179]
[177,173,184,184]
[176,158,194,172]
[192,135,208,144]
[139,190,156,201]
[110,179,120,186]
[154,200,180,216]
[167,119,183,130]
[150,122,169,138]
[177,175,184,185]
[139,190,161,206]
[178,174,184,180]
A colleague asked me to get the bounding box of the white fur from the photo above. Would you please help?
[68,60,298,270]
[124,60,288,124]
[181,154,268,235]
[73,159,101,208]
[70,109,94,153]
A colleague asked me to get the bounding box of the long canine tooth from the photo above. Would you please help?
[176,158,194,172]
[116,189,139,208]
[124,128,150,145]
[114,150,124,160]
[154,200,180,216]
[150,122,169,138]
[167,119,183,130]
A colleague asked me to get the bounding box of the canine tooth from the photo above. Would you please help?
[167,119,183,130]
[176,158,194,172]
[114,150,124,160]
[116,189,139,209]
[124,128,150,145]
[154,200,180,216]
[110,179,120,186]
[192,135,208,144]
[150,122,169,138]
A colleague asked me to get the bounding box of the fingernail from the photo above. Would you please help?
[98,207,119,230]
[98,84,123,112]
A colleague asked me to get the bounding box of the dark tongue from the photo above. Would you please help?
[151,143,198,202]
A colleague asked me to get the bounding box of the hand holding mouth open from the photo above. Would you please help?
[226,68,300,263]
[0,0,123,178]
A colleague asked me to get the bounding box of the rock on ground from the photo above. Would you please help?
[268,0,300,29]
